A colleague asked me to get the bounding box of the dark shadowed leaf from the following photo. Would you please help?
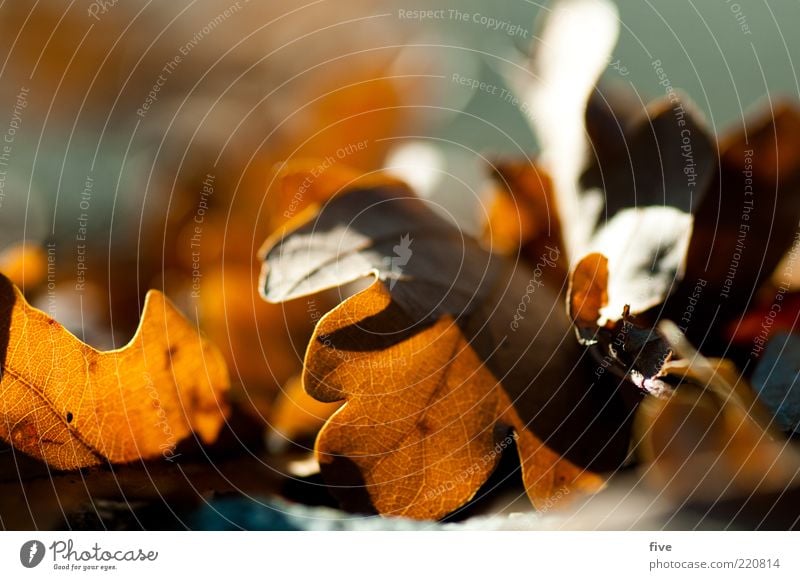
[677,102,800,346]
[582,90,715,221]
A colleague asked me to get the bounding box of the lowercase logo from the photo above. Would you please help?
[20,540,46,568]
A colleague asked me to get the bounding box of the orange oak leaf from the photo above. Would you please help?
[261,178,629,519]
[304,280,603,519]
[0,275,230,469]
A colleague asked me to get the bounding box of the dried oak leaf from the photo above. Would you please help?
[261,176,631,519]
[581,87,715,221]
[0,275,229,469]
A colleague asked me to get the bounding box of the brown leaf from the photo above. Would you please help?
[261,176,630,519]
[506,1,698,327]
[518,0,703,315]
[678,102,800,345]
[581,90,715,219]
[0,275,229,469]
[260,180,505,321]
[305,280,602,519]
[522,0,713,266]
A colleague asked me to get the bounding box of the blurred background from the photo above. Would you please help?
[0,0,798,428]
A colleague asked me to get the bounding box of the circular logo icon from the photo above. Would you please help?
[20,540,45,568]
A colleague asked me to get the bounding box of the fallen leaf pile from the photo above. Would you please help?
[2,0,800,530]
